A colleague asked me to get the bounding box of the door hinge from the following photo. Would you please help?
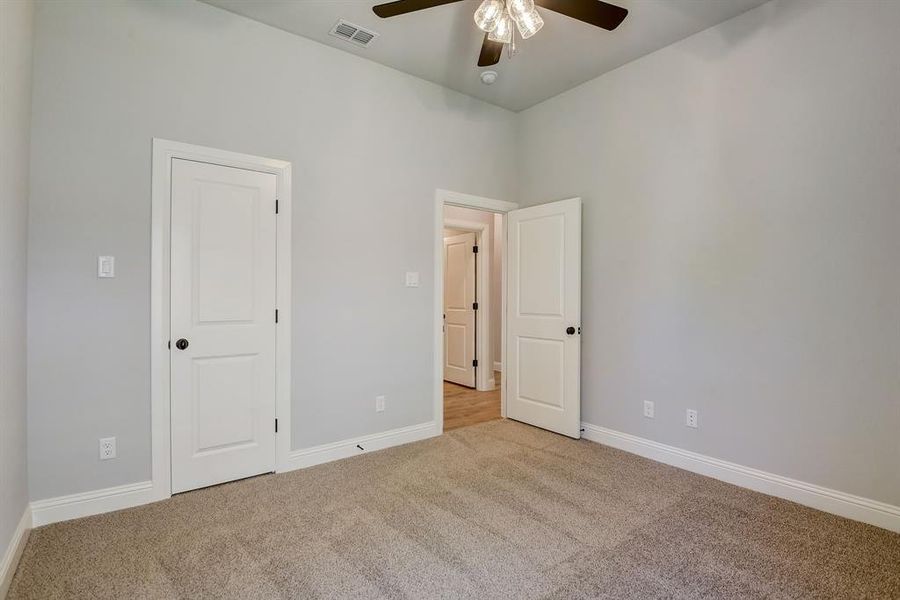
[473,245,478,253]
[275,309,279,323]
[473,302,478,310]
[275,199,279,214]
[275,418,278,433]
[472,359,478,367]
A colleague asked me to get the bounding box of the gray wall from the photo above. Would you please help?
[25,0,900,509]
[27,0,515,501]
[1,0,33,558]
[517,0,900,505]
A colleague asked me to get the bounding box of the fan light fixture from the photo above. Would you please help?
[488,12,513,43]
[506,0,534,22]
[515,7,543,38]
[372,0,629,70]
[476,0,543,47]
[473,0,504,33]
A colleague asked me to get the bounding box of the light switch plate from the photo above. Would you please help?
[98,256,115,278]
[405,271,419,287]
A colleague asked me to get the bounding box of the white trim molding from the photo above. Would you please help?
[151,139,293,500]
[436,189,518,213]
[0,507,31,598]
[581,423,900,533]
[30,481,156,528]
[27,421,437,528]
[284,422,438,471]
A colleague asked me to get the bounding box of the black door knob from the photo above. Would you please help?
[566,327,576,336]
[175,338,189,350]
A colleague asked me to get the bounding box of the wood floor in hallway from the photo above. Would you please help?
[443,372,501,431]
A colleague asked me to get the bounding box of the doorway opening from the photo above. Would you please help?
[434,189,518,433]
[434,189,583,439]
[442,205,504,430]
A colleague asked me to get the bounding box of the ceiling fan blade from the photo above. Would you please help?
[535,0,628,31]
[477,34,504,67]
[372,0,465,18]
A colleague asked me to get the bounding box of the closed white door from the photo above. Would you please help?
[170,158,277,493]
[506,198,581,438]
[444,232,477,387]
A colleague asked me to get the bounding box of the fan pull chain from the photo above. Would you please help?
[509,14,518,58]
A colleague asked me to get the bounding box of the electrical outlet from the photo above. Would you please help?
[686,409,698,428]
[375,395,385,413]
[99,437,117,460]
[643,401,655,418]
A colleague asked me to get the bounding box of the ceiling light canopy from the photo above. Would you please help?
[475,0,544,50]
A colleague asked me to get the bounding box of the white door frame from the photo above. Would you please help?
[434,189,518,433]
[443,219,491,391]
[151,138,292,502]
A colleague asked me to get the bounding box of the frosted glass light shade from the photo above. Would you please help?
[506,0,535,22]
[515,8,544,39]
[474,0,505,33]
[488,13,513,43]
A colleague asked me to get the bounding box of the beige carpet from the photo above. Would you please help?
[9,420,900,599]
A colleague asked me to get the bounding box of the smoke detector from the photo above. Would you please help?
[480,70,498,85]
[329,19,379,48]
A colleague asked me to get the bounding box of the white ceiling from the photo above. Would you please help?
[200,0,769,112]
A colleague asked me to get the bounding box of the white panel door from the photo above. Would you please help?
[506,198,581,438]
[170,159,277,493]
[444,232,477,387]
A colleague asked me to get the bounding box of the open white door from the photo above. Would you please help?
[170,159,277,493]
[506,197,581,438]
[443,232,477,387]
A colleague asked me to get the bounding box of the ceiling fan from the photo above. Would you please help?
[372,0,628,67]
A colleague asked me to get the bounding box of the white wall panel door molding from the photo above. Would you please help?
[170,159,277,494]
[443,232,477,387]
[506,197,582,438]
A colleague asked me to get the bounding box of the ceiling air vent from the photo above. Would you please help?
[329,19,379,48]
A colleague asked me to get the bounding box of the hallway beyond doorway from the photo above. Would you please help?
[443,372,501,431]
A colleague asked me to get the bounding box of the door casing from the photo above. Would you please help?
[151,139,292,503]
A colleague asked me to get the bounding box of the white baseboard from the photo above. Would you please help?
[0,506,32,598]
[28,423,439,528]
[283,421,438,471]
[493,361,502,372]
[31,480,156,527]
[581,423,900,533]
